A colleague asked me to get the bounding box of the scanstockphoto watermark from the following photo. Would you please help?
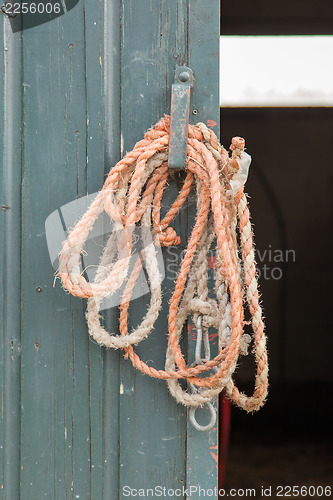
[45,193,165,310]
[122,485,332,498]
[1,0,80,32]
[122,485,257,498]
[165,244,296,282]
[45,192,295,309]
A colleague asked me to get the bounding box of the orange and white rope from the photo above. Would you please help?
[58,115,268,412]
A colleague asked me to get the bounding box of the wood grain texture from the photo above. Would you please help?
[102,0,121,498]
[19,3,105,498]
[118,0,188,493]
[187,2,220,492]
[0,20,4,493]
[0,16,23,500]
[1,0,220,497]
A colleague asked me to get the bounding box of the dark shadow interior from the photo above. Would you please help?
[220,3,333,495]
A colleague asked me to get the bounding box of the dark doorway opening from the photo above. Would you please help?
[220,3,333,493]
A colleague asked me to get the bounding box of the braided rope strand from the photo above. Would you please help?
[58,115,269,411]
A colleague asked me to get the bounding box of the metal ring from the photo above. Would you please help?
[189,402,217,432]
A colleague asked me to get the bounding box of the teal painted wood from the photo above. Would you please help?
[102,0,122,497]
[21,11,87,500]
[118,1,188,494]
[0,17,22,500]
[187,1,220,494]
[118,1,220,497]
[0,20,3,493]
[1,1,220,498]
[19,3,105,499]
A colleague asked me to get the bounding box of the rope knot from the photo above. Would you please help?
[156,226,180,247]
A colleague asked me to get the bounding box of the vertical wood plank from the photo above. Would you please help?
[186,1,220,495]
[83,1,110,499]
[0,18,4,493]
[118,0,189,494]
[19,4,104,498]
[20,9,86,497]
[101,0,122,498]
[0,16,22,500]
[1,1,220,497]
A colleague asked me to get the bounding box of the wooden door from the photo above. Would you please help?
[0,1,220,498]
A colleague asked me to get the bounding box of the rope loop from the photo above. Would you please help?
[58,115,269,412]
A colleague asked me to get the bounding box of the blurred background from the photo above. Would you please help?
[220,0,333,495]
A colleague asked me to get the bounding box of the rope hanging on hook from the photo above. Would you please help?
[58,115,268,412]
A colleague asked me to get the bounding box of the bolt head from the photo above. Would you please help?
[178,71,190,83]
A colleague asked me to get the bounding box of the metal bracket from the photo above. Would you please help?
[168,66,194,170]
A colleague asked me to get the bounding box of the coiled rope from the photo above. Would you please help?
[58,115,268,412]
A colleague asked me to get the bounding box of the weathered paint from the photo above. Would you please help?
[1,16,22,500]
[0,0,220,497]
[169,66,193,169]
[118,0,188,492]
[187,1,220,494]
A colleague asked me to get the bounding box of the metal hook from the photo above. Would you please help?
[168,66,194,170]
